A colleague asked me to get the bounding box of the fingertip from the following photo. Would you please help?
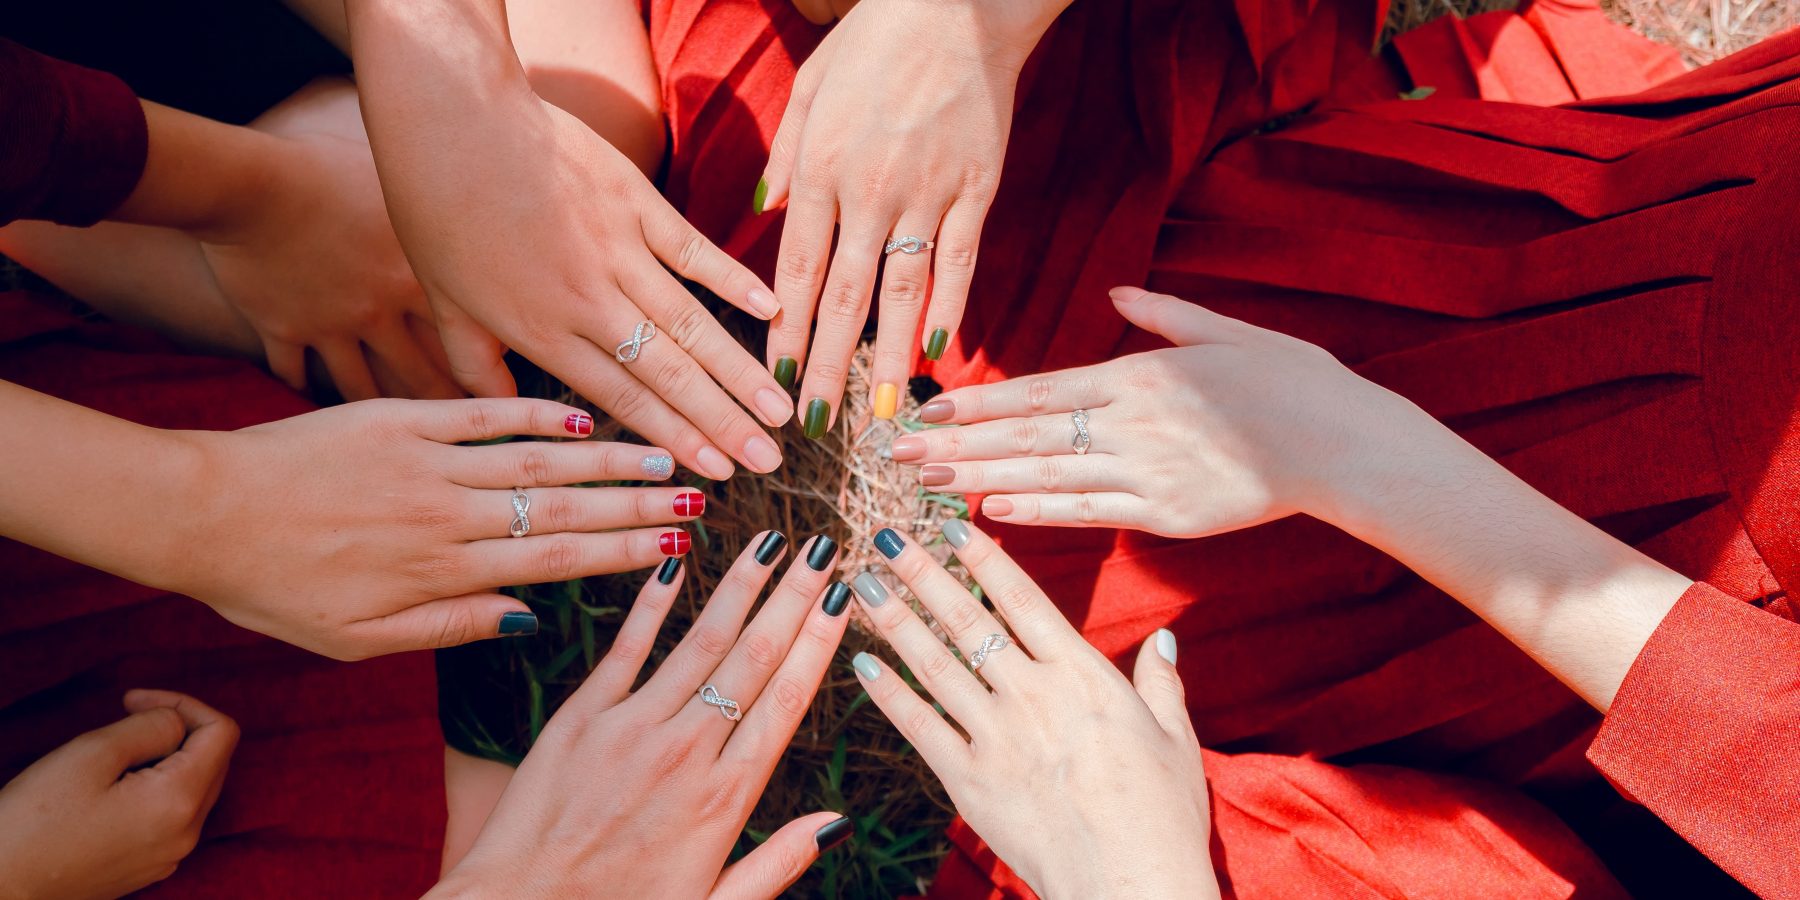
[1110,285,1152,305]
[498,608,540,638]
[1155,627,1178,665]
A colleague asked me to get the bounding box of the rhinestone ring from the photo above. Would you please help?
[615,320,658,364]
[698,684,742,721]
[509,487,531,538]
[969,633,1012,671]
[884,235,936,256]
[1071,409,1092,456]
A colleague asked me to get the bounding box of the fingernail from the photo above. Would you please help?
[983,497,1014,517]
[696,446,734,480]
[919,399,954,423]
[803,398,830,440]
[755,388,794,427]
[754,530,788,565]
[873,527,904,559]
[744,435,783,472]
[924,328,949,361]
[498,611,539,637]
[920,465,953,487]
[564,413,593,437]
[773,356,799,390]
[753,177,769,215]
[806,534,839,571]
[1156,627,1178,664]
[655,557,682,585]
[659,530,691,556]
[814,815,855,851]
[890,436,925,462]
[642,454,675,479]
[747,287,779,319]
[674,491,705,517]
[851,651,882,680]
[872,383,898,419]
[942,518,971,549]
[852,573,888,607]
[822,582,851,616]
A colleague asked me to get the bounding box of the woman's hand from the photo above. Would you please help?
[0,691,239,900]
[434,533,856,899]
[758,0,1070,433]
[849,522,1218,898]
[890,287,1431,537]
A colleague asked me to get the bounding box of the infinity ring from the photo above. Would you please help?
[615,320,658,363]
[969,633,1012,671]
[509,487,531,538]
[698,684,742,721]
[1071,409,1092,456]
[884,236,936,256]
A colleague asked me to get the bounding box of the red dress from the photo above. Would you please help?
[649,1,1800,896]
[0,40,446,897]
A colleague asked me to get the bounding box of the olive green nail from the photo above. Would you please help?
[924,328,949,361]
[753,178,769,215]
[803,398,830,440]
[773,356,798,390]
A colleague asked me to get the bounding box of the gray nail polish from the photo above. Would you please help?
[1155,628,1178,664]
[852,651,882,680]
[942,518,971,549]
[641,454,674,478]
[852,573,888,607]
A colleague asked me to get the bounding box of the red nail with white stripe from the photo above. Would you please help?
[674,491,705,517]
[659,530,691,557]
[564,413,593,437]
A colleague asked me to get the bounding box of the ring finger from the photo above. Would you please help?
[866,209,943,420]
[869,528,1026,687]
[915,453,1131,496]
[891,407,1116,464]
[458,486,704,541]
[849,570,992,728]
[440,440,679,490]
[796,217,885,440]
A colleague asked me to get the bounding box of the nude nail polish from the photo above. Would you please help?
[822,582,851,617]
[873,383,899,419]
[814,815,855,851]
[642,454,674,479]
[754,531,788,565]
[852,573,888,607]
[919,399,954,424]
[983,497,1014,517]
[754,388,793,427]
[498,611,539,637]
[564,413,593,437]
[920,465,953,487]
[744,435,783,473]
[890,436,925,462]
[660,531,691,556]
[851,651,882,680]
[655,557,682,585]
[924,328,950,361]
[873,528,904,560]
[674,491,705,517]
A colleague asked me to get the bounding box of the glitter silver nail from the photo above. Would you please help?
[642,454,674,478]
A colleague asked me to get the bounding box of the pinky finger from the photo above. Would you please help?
[709,811,850,900]
[980,492,1142,529]
[347,592,537,659]
[847,651,970,778]
[572,558,685,712]
[919,194,992,363]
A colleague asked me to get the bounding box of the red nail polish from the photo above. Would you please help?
[564,413,593,437]
[674,491,705,517]
[659,530,691,556]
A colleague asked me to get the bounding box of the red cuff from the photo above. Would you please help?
[1588,581,1800,898]
[0,39,148,227]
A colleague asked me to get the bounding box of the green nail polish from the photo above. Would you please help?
[753,178,769,215]
[803,398,830,440]
[773,356,798,390]
[924,328,949,361]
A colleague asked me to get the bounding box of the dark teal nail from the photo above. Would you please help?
[773,356,798,390]
[806,534,839,571]
[822,582,851,617]
[814,815,854,851]
[873,528,904,560]
[655,557,681,585]
[754,531,788,565]
[803,398,830,440]
[924,328,949,361]
[498,611,539,637]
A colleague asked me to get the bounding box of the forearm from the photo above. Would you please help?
[108,101,280,236]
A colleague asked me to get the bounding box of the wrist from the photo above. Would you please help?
[111,103,281,236]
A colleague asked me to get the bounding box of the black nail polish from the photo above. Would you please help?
[813,815,854,852]
[806,534,839,571]
[655,557,681,585]
[754,531,788,565]
[873,528,904,560]
[498,611,539,637]
[822,582,851,617]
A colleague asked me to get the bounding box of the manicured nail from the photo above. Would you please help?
[942,518,970,549]
[851,651,882,680]
[746,287,779,319]
[659,530,691,556]
[564,413,593,437]
[696,446,734,480]
[754,388,793,427]
[872,383,898,419]
[674,491,705,517]
[806,534,839,571]
[498,611,539,637]
[983,497,1014,517]
[822,582,851,617]
[919,399,954,423]
[744,435,783,472]
[1155,628,1178,664]
[814,815,855,852]
[753,177,769,215]
[924,328,949,361]
[890,436,924,462]
[852,573,888,607]
[642,454,674,479]
[754,531,788,565]
[920,465,953,487]
[803,398,830,440]
[655,557,682,585]
[773,356,799,390]
[873,528,904,559]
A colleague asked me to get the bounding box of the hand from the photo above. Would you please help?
[789,0,858,24]
[758,0,1068,433]
[849,523,1218,898]
[0,691,239,900]
[197,79,461,401]
[434,533,855,899]
[165,398,701,660]
[890,287,1431,537]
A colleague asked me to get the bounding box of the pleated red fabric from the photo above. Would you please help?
[651,0,1800,895]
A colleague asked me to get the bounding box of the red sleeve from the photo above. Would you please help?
[1587,581,1800,898]
[0,39,148,227]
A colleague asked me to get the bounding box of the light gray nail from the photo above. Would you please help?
[852,573,889,607]
[641,454,674,478]
[852,652,881,681]
[942,518,971,549]
[1155,628,1178,664]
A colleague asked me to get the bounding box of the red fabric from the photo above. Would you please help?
[653,0,1800,895]
[0,39,147,226]
[0,293,447,897]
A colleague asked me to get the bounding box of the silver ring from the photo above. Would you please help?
[1072,409,1091,456]
[969,633,1011,671]
[698,684,742,721]
[884,236,935,256]
[509,487,531,538]
[615,320,658,363]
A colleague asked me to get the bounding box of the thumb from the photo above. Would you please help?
[710,812,853,900]
[73,707,189,780]
[1132,628,1197,741]
[345,594,539,660]
[432,301,518,399]
[1110,287,1240,347]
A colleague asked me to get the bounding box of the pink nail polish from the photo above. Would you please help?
[890,436,925,463]
[919,399,954,424]
[983,497,1014,517]
[920,465,953,487]
[564,413,593,437]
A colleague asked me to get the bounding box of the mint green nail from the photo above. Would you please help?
[1155,628,1178,664]
[852,652,881,681]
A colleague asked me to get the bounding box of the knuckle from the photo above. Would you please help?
[777,247,823,286]
[936,243,977,273]
[917,646,959,683]
[880,273,927,308]
[431,603,479,648]
[539,536,584,582]
[1075,494,1101,524]
[1009,419,1039,455]
[694,776,744,824]
[1033,457,1064,491]
[463,402,500,439]
[406,551,464,590]
[692,625,736,660]
[767,675,815,718]
[821,280,866,319]
[664,304,711,355]
[900,705,943,740]
[993,584,1039,618]
[672,231,709,277]
[541,492,582,533]
[603,384,652,425]
[517,448,557,486]
[740,631,786,672]
[651,358,697,400]
[632,489,658,524]
[938,599,985,638]
[1025,376,1055,413]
